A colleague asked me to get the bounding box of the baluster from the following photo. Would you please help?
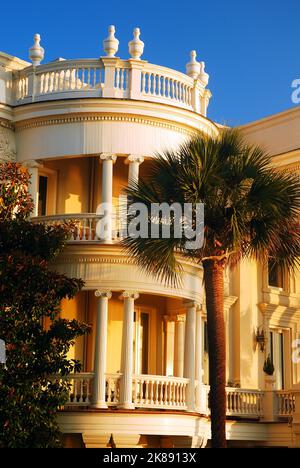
[76,220,81,241]
[168,78,171,97]
[115,68,120,89]
[145,380,149,404]
[157,75,161,96]
[120,69,124,90]
[43,73,48,94]
[150,380,154,405]
[141,72,146,93]
[125,70,129,90]
[60,70,65,91]
[162,76,165,97]
[82,218,87,240]
[68,69,72,90]
[75,68,79,90]
[154,380,159,405]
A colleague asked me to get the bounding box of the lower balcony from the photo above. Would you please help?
[61,372,279,420]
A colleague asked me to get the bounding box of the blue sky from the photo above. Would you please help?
[1,0,299,125]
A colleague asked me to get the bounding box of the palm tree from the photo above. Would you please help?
[121,129,300,448]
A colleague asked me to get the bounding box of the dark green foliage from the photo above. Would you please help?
[0,162,89,448]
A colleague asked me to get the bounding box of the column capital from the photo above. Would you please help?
[125,154,145,165]
[100,153,117,163]
[95,290,112,299]
[22,159,43,169]
[184,300,201,310]
[121,291,139,300]
[176,314,186,323]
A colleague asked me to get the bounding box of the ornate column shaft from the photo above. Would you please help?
[99,153,117,241]
[119,291,139,409]
[184,301,197,412]
[23,160,42,217]
[173,315,185,378]
[92,290,112,408]
[125,154,144,186]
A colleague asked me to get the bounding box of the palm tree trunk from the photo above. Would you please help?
[203,259,226,448]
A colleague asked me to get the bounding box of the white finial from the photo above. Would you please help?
[29,33,44,66]
[128,27,144,60]
[199,61,209,86]
[186,50,201,79]
[103,25,119,57]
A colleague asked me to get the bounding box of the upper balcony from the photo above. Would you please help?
[1,26,211,117]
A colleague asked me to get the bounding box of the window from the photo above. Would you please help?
[268,258,284,289]
[38,175,48,216]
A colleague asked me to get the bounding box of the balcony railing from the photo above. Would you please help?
[33,213,125,242]
[277,390,295,418]
[12,57,209,115]
[60,372,270,419]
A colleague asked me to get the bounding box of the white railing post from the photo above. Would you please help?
[101,57,118,98]
[92,290,111,409]
[200,88,212,117]
[262,376,278,421]
[191,82,201,114]
[128,59,145,100]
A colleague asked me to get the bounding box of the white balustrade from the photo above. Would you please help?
[66,372,94,405]
[13,58,202,113]
[141,64,193,110]
[132,374,189,409]
[277,391,295,417]
[226,388,263,418]
[62,372,266,419]
[202,385,263,419]
[33,213,103,242]
[106,373,121,405]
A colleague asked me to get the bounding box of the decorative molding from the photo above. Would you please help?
[0,119,14,131]
[14,112,198,138]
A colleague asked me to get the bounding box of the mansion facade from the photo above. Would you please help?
[1,26,300,448]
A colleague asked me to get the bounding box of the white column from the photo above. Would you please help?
[125,154,144,186]
[23,160,42,217]
[173,315,185,378]
[92,290,112,409]
[119,291,139,409]
[184,301,197,412]
[99,153,117,242]
[195,305,204,412]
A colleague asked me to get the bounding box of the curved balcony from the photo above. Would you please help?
[62,372,265,420]
[13,57,211,116]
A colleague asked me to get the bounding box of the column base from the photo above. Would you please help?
[91,401,108,409]
[118,402,135,410]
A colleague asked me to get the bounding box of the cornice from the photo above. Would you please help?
[14,112,198,138]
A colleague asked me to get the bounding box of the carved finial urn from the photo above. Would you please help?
[199,61,209,86]
[29,33,44,66]
[186,50,201,79]
[128,27,144,60]
[103,25,119,57]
